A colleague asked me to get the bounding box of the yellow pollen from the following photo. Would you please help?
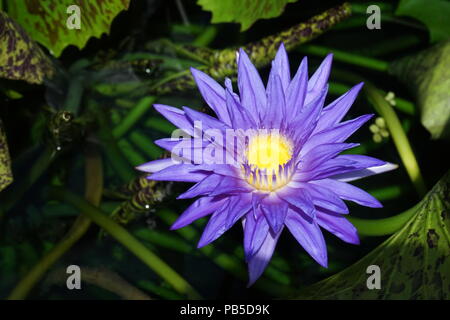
[244,133,292,191]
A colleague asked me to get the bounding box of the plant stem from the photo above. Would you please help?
[298,44,389,72]
[7,145,103,300]
[348,202,420,236]
[47,187,201,299]
[113,96,156,139]
[363,81,427,196]
[328,69,426,197]
[94,102,135,182]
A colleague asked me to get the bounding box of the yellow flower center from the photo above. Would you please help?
[244,133,293,191]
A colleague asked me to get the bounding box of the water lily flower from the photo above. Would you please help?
[137,43,396,286]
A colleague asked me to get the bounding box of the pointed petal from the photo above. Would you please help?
[332,162,398,182]
[300,142,359,172]
[148,164,208,182]
[287,56,308,114]
[269,43,290,90]
[285,209,328,267]
[225,88,257,130]
[209,175,252,196]
[277,186,315,218]
[265,74,286,128]
[289,181,349,214]
[171,196,227,230]
[311,179,383,208]
[177,174,223,199]
[316,209,360,244]
[314,82,364,133]
[237,49,267,118]
[136,158,175,173]
[247,228,281,286]
[225,193,253,229]
[305,54,333,105]
[154,104,193,135]
[190,67,231,125]
[301,114,374,156]
[261,194,288,233]
[244,212,271,262]
[197,200,232,248]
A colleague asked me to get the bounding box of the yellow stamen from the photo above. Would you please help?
[244,133,293,191]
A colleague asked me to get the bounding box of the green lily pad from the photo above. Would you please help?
[197,0,299,31]
[0,10,54,84]
[6,0,130,57]
[389,40,450,140]
[0,119,13,192]
[396,0,450,43]
[295,170,450,299]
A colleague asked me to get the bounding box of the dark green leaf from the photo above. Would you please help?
[395,0,450,43]
[295,171,450,299]
[197,0,299,31]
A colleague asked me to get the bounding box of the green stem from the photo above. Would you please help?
[47,187,201,299]
[94,103,135,182]
[363,82,427,197]
[113,96,156,139]
[7,147,103,300]
[348,203,419,236]
[298,44,389,72]
[193,26,217,47]
[129,130,163,160]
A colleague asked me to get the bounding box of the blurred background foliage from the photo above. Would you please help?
[0,0,449,299]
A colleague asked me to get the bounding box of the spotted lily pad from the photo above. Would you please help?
[389,40,450,140]
[0,119,12,192]
[0,10,54,84]
[197,0,299,31]
[295,170,450,299]
[6,0,130,57]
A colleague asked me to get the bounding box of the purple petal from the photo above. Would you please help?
[316,209,360,244]
[289,181,349,214]
[136,158,175,173]
[197,201,232,248]
[154,104,193,135]
[247,228,282,286]
[300,142,359,172]
[225,193,253,229]
[287,57,308,115]
[269,43,290,91]
[261,194,288,233]
[225,88,257,130]
[314,82,364,134]
[237,49,267,118]
[301,114,374,156]
[182,106,229,132]
[305,54,333,105]
[265,74,286,128]
[332,162,398,182]
[209,175,252,196]
[289,86,327,145]
[277,186,315,218]
[190,67,231,125]
[177,174,223,199]
[149,164,209,182]
[285,209,328,267]
[244,211,270,262]
[171,196,227,230]
[311,179,383,208]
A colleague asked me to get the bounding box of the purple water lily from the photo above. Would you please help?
[137,43,396,286]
